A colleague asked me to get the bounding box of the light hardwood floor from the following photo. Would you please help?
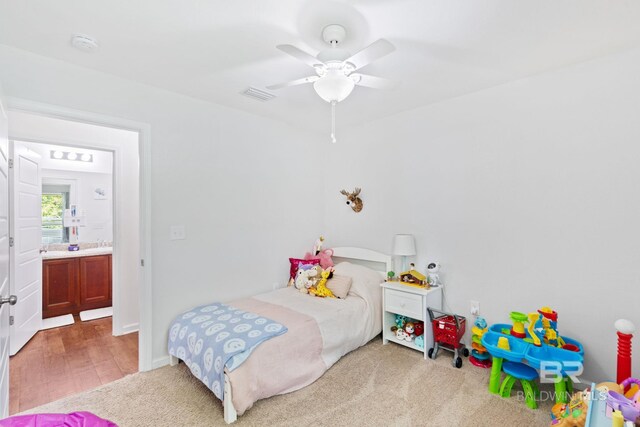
[9,316,138,415]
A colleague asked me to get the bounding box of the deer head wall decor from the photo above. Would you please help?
[340,188,363,213]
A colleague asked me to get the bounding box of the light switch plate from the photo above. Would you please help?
[170,225,186,240]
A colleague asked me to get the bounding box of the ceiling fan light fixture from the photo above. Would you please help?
[313,71,355,103]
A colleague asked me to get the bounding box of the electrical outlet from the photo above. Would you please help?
[169,225,186,240]
[470,300,480,316]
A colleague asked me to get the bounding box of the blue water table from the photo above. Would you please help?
[481,308,584,404]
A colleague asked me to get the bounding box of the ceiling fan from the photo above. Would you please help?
[267,24,397,143]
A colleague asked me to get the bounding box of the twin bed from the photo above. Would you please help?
[168,247,392,424]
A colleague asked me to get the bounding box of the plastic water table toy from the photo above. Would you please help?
[482,319,584,404]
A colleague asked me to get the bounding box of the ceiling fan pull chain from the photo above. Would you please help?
[331,100,337,143]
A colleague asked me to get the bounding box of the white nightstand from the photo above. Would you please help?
[381,281,443,359]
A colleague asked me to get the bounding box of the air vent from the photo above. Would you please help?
[241,87,276,102]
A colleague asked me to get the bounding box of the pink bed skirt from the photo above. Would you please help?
[0,412,116,427]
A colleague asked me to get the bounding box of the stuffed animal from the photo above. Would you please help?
[395,315,408,329]
[307,265,323,288]
[415,335,424,349]
[405,322,415,336]
[414,322,424,337]
[304,248,334,270]
[308,269,336,298]
[294,268,315,294]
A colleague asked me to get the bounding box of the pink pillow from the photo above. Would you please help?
[289,258,320,280]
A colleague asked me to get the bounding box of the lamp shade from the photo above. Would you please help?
[393,234,416,256]
[313,70,355,103]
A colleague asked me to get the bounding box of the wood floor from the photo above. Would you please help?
[8,316,138,415]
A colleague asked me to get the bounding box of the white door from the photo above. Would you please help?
[0,85,14,417]
[9,140,42,355]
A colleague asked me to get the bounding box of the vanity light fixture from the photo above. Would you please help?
[50,150,93,163]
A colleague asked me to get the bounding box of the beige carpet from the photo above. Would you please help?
[23,339,553,426]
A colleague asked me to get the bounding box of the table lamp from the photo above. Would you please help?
[393,234,416,273]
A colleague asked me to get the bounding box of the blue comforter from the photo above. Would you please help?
[168,302,288,400]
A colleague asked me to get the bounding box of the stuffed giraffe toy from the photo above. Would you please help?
[309,269,336,298]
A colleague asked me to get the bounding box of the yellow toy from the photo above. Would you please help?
[528,312,542,346]
[308,270,336,298]
[497,336,510,351]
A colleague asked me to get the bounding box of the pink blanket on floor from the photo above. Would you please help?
[0,412,116,427]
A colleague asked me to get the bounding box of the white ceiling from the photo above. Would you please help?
[1,0,640,133]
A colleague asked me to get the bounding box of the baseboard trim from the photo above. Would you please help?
[114,322,139,336]
[152,356,170,370]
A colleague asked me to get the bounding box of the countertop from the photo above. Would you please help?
[42,247,113,260]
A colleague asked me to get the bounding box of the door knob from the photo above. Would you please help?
[0,295,17,306]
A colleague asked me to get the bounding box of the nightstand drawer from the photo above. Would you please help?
[385,289,423,320]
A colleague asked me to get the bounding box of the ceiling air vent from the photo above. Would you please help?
[241,87,276,102]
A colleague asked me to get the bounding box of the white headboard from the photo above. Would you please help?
[332,247,392,276]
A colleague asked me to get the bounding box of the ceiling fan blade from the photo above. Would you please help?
[351,73,398,90]
[266,75,319,90]
[276,44,324,69]
[344,39,395,71]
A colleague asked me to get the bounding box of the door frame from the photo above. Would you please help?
[5,97,153,372]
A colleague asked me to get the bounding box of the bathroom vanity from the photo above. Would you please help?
[42,248,112,319]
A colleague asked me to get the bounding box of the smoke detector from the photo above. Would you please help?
[70,34,99,52]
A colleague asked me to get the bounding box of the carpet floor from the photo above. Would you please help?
[21,338,554,426]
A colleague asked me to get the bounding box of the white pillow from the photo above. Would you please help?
[332,262,383,301]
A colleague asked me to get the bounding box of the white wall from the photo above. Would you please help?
[324,47,640,382]
[0,44,325,366]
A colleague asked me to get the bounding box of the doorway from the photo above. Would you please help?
[5,110,146,414]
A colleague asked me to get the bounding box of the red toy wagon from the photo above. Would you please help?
[427,307,469,368]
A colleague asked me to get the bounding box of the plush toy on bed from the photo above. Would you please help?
[304,237,335,270]
[294,267,316,294]
[308,269,336,298]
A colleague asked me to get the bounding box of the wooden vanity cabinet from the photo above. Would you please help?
[43,254,112,319]
[42,258,79,319]
[79,255,112,310]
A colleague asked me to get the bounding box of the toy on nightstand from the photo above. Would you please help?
[391,315,413,342]
[404,322,415,340]
[470,317,492,368]
[399,266,427,286]
[415,335,424,349]
[414,321,424,337]
[391,325,412,342]
[426,262,442,287]
[395,314,408,329]
[387,271,396,282]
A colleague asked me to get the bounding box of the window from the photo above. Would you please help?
[42,184,70,244]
